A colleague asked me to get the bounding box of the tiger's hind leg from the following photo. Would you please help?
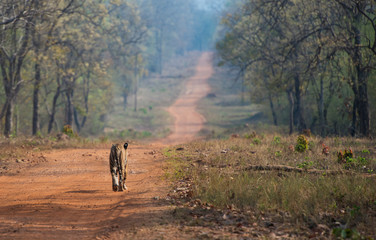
[118,156,128,191]
[122,163,128,190]
[111,170,119,192]
[118,167,125,191]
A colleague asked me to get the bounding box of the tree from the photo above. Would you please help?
[331,0,376,137]
[216,0,375,136]
[31,0,77,135]
[0,1,35,137]
[105,1,147,111]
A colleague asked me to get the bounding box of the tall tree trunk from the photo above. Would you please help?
[48,85,61,133]
[241,77,245,105]
[65,89,74,127]
[294,75,306,131]
[318,77,325,136]
[351,98,357,137]
[122,75,129,110]
[32,0,41,136]
[352,24,370,137]
[73,108,81,132]
[134,61,139,112]
[32,59,41,135]
[287,90,294,135]
[4,99,14,137]
[123,91,128,110]
[357,73,369,137]
[156,27,164,74]
[15,103,19,136]
[1,21,31,137]
[268,93,278,126]
[134,77,138,112]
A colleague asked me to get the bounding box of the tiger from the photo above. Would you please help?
[109,142,129,192]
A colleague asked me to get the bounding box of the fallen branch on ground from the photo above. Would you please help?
[243,165,376,177]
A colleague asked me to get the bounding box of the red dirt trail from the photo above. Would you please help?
[162,52,213,145]
[0,52,213,239]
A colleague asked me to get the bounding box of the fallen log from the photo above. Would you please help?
[243,165,376,177]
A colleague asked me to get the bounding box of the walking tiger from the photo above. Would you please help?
[109,143,128,192]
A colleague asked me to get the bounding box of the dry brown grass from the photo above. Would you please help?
[164,134,376,238]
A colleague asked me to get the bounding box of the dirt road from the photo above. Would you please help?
[0,52,213,239]
[162,52,213,145]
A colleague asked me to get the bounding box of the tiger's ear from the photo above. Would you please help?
[124,143,128,149]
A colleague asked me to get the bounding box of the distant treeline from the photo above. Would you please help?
[216,0,376,137]
[0,0,218,137]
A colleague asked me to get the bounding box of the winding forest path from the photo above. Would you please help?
[0,52,213,239]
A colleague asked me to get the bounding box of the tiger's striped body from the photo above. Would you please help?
[109,143,128,191]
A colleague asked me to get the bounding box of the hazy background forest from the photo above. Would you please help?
[0,0,375,138]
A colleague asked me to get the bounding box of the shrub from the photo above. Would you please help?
[322,143,330,155]
[253,138,261,145]
[272,136,281,145]
[63,125,75,137]
[295,135,309,153]
[337,148,353,163]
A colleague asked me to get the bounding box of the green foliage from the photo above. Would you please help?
[274,151,282,157]
[337,148,353,163]
[62,125,75,138]
[362,149,370,154]
[332,228,363,239]
[297,161,314,170]
[252,137,261,145]
[272,136,281,145]
[139,108,148,115]
[244,131,258,139]
[295,135,309,153]
[0,0,218,137]
[216,0,376,137]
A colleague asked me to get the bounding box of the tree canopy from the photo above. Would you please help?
[216,0,376,137]
[0,0,217,136]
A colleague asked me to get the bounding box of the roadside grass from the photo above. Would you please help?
[105,51,202,140]
[164,134,376,238]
